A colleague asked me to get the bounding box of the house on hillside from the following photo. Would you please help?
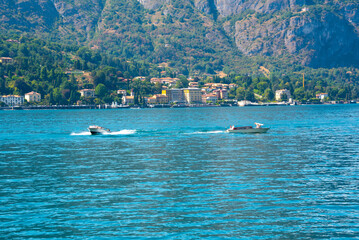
[189,82,199,88]
[117,90,127,96]
[79,89,95,98]
[0,57,14,64]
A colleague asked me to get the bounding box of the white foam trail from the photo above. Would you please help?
[103,129,137,135]
[71,131,91,136]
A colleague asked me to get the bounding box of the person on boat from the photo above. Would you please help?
[255,122,263,128]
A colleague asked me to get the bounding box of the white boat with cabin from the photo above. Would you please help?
[226,123,270,133]
[88,125,111,135]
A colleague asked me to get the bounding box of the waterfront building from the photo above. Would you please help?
[148,94,168,104]
[213,89,228,100]
[79,89,95,98]
[162,89,185,103]
[122,96,135,105]
[146,96,156,104]
[0,95,24,106]
[183,88,202,104]
[316,93,328,100]
[220,89,228,99]
[202,93,218,103]
[275,89,291,101]
[25,91,41,102]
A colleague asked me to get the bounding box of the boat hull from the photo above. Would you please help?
[88,126,110,135]
[226,128,269,133]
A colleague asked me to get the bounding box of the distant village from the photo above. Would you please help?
[0,74,338,109]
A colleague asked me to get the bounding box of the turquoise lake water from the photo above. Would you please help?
[1,105,359,239]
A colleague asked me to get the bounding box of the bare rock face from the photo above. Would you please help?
[234,10,359,67]
[52,0,105,41]
[0,0,59,30]
[343,3,359,31]
[214,0,247,16]
[194,0,213,15]
[212,0,307,17]
[137,0,168,10]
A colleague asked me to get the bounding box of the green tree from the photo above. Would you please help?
[264,88,274,101]
[14,79,32,95]
[95,83,107,98]
[236,88,246,100]
[245,91,256,102]
[336,89,346,99]
[69,90,80,104]
[257,81,269,93]
[294,88,305,100]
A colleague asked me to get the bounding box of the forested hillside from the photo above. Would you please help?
[0,35,156,105]
[1,35,358,106]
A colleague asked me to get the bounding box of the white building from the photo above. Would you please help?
[0,95,24,106]
[79,89,95,98]
[316,93,328,100]
[275,89,291,101]
[162,88,185,103]
[25,91,41,102]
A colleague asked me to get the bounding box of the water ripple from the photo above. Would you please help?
[1,105,359,238]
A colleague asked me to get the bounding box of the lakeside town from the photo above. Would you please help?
[0,75,356,110]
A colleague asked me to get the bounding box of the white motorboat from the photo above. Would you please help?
[88,125,111,135]
[226,122,270,133]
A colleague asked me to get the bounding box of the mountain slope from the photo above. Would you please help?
[0,0,358,73]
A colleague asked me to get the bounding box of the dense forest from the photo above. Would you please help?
[1,34,358,106]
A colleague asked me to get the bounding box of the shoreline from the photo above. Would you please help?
[0,101,357,110]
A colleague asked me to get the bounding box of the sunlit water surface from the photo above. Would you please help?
[1,105,359,239]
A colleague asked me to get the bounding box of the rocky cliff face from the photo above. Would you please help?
[0,0,58,31]
[134,0,359,67]
[137,0,168,10]
[52,0,104,41]
[137,0,307,16]
[233,10,359,67]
